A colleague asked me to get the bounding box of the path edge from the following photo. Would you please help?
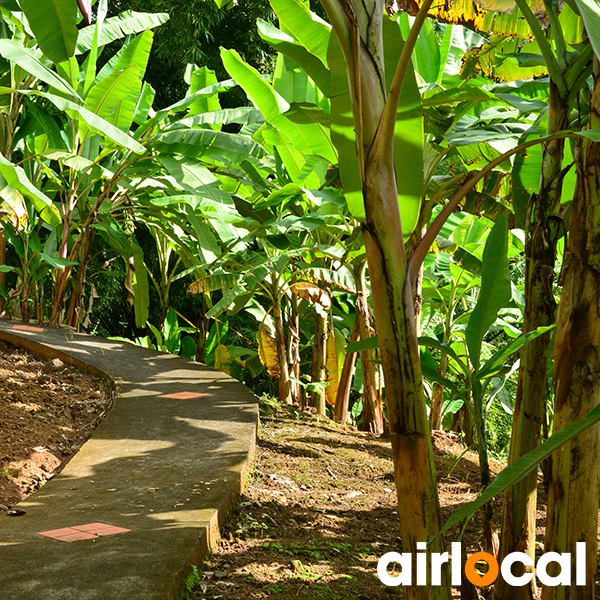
[0,323,258,600]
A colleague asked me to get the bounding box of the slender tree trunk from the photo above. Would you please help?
[20,271,29,322]
[320,1,450,594]
[288,291,302,405]
[273,296,293,405]
[334,316,360,423]
[494,82,567,600]
[193,294,210,363]
[65,230,96,328]
[473,384,498,557]
[355,273,384,434]
[311,311,327,414]
[429,352,448,430]
[0,231,5,314]
[451,399,476,446]
[541,71,600,600]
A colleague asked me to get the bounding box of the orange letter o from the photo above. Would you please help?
[465,552,499,587]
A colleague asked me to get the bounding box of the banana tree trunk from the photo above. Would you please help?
[451,398,476,446]
[195,294,210,363]
[273,296,293,405]
[319,0,450,594]
[430,352,448,430]
[333,316,360,423]
[494,81,567,600]
[0,232,5,314]
[356,289,383,434]
[288,291,302,406]
[311,311,327,414]
[65,229,96,328]
[541,72,600,600]
[472,384,498,556]
[362,220,449,597]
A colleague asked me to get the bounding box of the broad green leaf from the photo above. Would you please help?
[24,100,66,151]
[346,336,379,353]
[478,324,556,379]
[453,246,483,277]
[573,0,600,58]
[257,19,330,97]
[137,78,238,136]
[83,65,140,126]
[418,336,471,378]
[75,11,169,54]
[82,0,107,97]
[188,66,220,116]
[383,16,423,240]
[422,86,499,107]
[465,213,511,371]
[222,48,336,163]
[398,14,440,84]
[130,246,149,328]
[40,92,145,153]
[20,0,78,64]
[328,33,363,219]
[56,56,80,90]
[109,30,154,131]
[512,133,542,229]
[133,82,155,125]
[270,0,331,66]
[168,108,263,130]
[163,308,181,354]
[421,364,460,394]
[158,155,219,195]
[151,128,267,163]
[273,53,328,109]
[0,40,79,99]
[39,252,77,269]
[182,206,221,264]
[576,128,600,142]
[221,49,288,121]
[434,401,600,542]
[85,29,153,130]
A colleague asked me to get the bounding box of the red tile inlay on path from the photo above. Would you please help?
[11,324,44,332]
[158,391,210,399]
[38,523,130,542]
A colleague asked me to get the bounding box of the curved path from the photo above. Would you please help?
[0,319,258,600]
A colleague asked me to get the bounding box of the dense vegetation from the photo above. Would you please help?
[1,0,600,599]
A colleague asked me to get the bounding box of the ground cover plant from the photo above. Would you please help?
[2,0,600,598]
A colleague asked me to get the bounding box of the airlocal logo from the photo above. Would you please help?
[377,542,586,587]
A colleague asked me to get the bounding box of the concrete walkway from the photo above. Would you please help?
[0,319,258,600]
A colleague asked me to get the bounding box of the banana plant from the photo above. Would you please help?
[1,211,75,321]
[421,215,555,556]
[402,0,593,591]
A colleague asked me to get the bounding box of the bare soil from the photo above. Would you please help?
[186,398,511,600]
[0,339,112,508]
[1,345,598,599]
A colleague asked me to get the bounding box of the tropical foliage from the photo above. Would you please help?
[3,0,600,598]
